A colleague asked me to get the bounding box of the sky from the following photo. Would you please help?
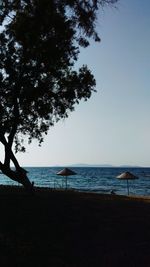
[2,0,150,167]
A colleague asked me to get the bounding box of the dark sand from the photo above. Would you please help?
[0,185,150,266]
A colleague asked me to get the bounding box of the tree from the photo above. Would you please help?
[0,0,117,191]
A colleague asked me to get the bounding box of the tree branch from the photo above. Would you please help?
[0,132,21,170]
[0,133,10,167]
[8,95,19,148]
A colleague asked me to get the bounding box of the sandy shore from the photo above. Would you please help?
[0,185,149,266]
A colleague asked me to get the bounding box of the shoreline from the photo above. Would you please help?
[0,183,150,201]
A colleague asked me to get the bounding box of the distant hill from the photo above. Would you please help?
[69,163,114,168]
[68,164,142,168]
[50,164,142,168]
[119,165,141,168]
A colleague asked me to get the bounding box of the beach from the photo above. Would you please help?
[0,186,150,266]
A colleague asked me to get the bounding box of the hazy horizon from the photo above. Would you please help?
[15,163,150,168]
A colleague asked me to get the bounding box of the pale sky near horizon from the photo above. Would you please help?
[2,0,150,167]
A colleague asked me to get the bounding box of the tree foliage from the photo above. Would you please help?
[0,0,117,189]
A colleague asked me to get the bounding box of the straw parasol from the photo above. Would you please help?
[116,171,138,195]
[56,168,77,189]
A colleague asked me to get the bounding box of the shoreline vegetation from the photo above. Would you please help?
[0,186,149,266]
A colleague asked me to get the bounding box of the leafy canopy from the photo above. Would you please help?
[0,0,117,153]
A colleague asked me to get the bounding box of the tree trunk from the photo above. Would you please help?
[0,131,34,192]
[0,134,33,192]
[0,162,33,192]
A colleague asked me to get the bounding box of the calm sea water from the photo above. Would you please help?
[0,167,150,196]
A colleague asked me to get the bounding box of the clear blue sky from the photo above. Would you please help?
[6,0,150,167]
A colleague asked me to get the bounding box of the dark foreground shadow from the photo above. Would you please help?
[0,186,149,267]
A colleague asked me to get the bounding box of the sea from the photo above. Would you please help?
[0,167,150,196]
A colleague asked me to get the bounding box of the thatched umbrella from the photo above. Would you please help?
[116,171,138,195]
[57,168,77,189]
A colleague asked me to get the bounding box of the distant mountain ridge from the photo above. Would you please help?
[68,164,142,168]
[69,163,114,167]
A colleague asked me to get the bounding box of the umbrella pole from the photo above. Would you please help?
[127,179,129,195]
[65,176,67,190]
